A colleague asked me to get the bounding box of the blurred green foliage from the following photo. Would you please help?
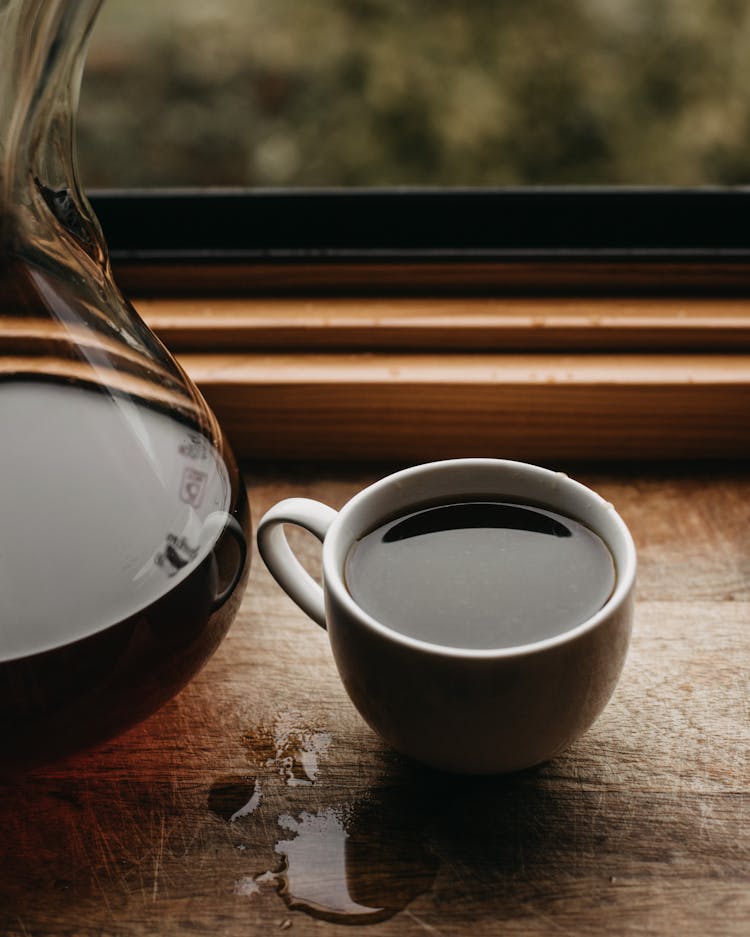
[78,0,750,188]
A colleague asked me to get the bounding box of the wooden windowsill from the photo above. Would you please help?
[135,295,750,462]
[139,295,750,352]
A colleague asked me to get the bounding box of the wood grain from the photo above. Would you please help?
[138,296,750,352]
[0,464,747,936]
[112,259,750,296]
[180,352,750,460]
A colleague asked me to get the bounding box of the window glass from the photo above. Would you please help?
[79,0,750,188]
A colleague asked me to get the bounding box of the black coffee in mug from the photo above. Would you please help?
[344,500,616,650]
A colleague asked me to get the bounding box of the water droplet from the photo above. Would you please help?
[229,780,262,822]
[208,776,259,822]
[234,875,260,897]
[266,718,332,787]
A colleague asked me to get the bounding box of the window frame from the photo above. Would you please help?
[93,187,750,295]
[88,187,750,462]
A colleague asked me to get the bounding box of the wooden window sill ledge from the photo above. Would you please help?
[136,296,750,462]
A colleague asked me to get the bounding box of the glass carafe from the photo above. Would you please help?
[0,0,250,769]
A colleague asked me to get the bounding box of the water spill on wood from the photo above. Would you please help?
[211,720,439,924]
[273,806,387,923]
[271,795,439,923]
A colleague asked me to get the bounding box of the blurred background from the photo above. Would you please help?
[78,0,750,189]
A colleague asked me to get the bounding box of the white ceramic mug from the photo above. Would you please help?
[256,459,636,774]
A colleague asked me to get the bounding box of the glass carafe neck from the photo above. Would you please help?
[0,0,105,260]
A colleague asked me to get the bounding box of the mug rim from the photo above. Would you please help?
[322,458,637,660]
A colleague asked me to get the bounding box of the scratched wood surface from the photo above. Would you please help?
[0,463,748,936]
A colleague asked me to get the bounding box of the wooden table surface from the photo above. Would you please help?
[1,462,748,936]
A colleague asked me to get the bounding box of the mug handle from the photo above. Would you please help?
[256,498,338,629]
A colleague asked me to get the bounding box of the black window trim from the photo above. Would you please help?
[91,187,750,264]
